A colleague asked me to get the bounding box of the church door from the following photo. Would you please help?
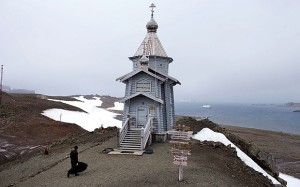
[137,106,148,128]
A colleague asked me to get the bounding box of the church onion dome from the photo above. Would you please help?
[146,18,158,33]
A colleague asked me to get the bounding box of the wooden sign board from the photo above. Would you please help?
[171,148,191,156]
[168,130,193,136]
[173,160,187,166]
[172,144,191,150]
[171,134,192,140]
[170,140,190,145]
[168,130,193,140]
[174,155,188,161]
[169,126,192,180]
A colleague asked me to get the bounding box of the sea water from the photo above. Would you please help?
[175,102,300,135]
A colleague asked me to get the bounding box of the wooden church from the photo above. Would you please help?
[116,4,180,151]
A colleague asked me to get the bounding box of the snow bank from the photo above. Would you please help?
[42,96,122,131]
[279,173,300,187]
[107,102,124,110]
[193,128,280,185]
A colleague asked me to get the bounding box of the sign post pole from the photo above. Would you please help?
[168,125,192,182]
[0,65,3,106]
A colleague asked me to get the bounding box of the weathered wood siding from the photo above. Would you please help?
[170,85,176,127]
[125,96,160,129]
[164,81,172,131]
[122,100,130,124]
[121,56,177,134]
[149,57,169,75]
[132,58,140,70]
[128,72,156,96]
[161,83,167,131]
[131,57,169,75]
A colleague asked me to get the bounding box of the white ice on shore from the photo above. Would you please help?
[107,102,124,111]
[41,96,122,131]
[279,173,300,187]
[193,128,280,185]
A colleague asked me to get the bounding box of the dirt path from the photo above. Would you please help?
[0,136,273,187]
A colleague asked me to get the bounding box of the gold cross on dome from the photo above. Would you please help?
[149,3,156,18]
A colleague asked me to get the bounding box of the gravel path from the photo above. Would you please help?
[0,136,273,187]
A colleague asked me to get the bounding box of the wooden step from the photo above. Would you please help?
[119,147,141,151]
[119,128,144,151]
[121,140,140,143]
[120,143,141,147]
[119,146,141,150]
[122,140,140,143]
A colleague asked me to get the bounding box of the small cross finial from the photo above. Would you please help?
[149,3,156,18]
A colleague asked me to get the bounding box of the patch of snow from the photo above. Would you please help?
[4,152,15,158]
[20,150,27,155]
[42,96,122,131]
[29,145,41,150]
[107,102,124,111]
[1,143,15,148]
[279,173,300,187]
[48,96,103,113]
[193,128,280,185]
[0,148,7,152]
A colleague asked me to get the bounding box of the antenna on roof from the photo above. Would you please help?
[0,65,3,106]
[149,3,156,18]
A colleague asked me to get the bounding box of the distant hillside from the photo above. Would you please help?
[2,85,35,94]
[284,102,300,107]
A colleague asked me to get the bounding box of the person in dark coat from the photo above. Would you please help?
[68,146,79,177]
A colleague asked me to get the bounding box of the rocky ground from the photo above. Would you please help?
[0,131,274,187]
[0,93,121,165]
[0,93,298,186]
[223,125,300,178]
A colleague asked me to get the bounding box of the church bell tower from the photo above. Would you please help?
[117,4,180,148]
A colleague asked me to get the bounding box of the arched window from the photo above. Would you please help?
[136,79,151,92]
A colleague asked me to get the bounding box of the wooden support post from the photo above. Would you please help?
[127,115,130,130]
[148,133,152,145]
[140,127,144,150]
[0,65,3,106]
[179,165,184,181]
[117,128,120,148]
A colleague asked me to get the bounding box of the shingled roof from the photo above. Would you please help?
[134,32,168,58]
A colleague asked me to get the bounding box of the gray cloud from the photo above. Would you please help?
[1,0,300,103]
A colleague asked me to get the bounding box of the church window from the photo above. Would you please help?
[136,79,151,92]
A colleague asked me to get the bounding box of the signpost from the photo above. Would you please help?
[168,125,192,181]
[0,65,3,106]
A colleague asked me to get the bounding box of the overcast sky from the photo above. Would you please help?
[1,0,299,103]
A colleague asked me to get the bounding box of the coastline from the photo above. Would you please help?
[176,116,300,180]
[1,116,298,186]
[222,124,300,179]
[1,93,299,186]
[0,125,277,187]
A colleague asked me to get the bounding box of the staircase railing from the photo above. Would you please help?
[140,117,153,151]
[119,118,129,146]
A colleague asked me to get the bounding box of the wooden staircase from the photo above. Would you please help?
[119,128,142,151]
[118,117,153,151]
